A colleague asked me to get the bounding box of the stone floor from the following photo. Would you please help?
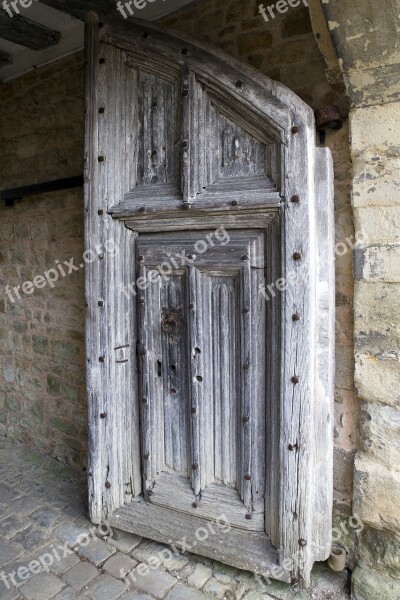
[0,439,351,600]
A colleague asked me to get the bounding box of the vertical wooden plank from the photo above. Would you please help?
[212,277,239,485]
[187,266,213,496]
[138,264,163,488]
[181,65,190,202]
[84,11,102,524]
[251,252,266,510]
[240,262,253,513]
[187,266,201,496]
[86,36,142,522]
[161,275,189,474]
[313,148,334,560]
[265,215,281,547]
[279,122,316,585]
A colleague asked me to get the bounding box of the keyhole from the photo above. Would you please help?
[157,360,162,377]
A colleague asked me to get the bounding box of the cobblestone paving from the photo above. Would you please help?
[0,439,351,600]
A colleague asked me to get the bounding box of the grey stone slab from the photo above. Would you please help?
[55,523,92,548]
[203,578,234,599]
[102,553,138,580]
[84,574,128,600]
[187,564,212,589]
[12,527,49,552]
[130,565,177,600]
[10,497,42,516]
[76,539,115,567]
[61,561,98,590]
[19,573,64,600]
[0,539,21,568]
[47,551,80,576]
[0,515,30,539]
[0,487,20,505]
[109,531,142,554]
[30,507,61,529]
[165,583,210,600]
[53,587,80,600]
[0,579,19,600]
[0,507,12,522]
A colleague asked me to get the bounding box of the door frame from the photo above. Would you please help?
[84,12,334,585]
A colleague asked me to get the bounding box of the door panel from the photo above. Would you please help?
[137,231,266,528]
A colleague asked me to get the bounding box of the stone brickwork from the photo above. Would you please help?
[0,53,87,468]
[318,0,400,597]
[159,0,345,111]
[0,0,355,546]
[350,101,400,599]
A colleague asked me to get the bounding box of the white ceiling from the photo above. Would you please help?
[0,0,196,82]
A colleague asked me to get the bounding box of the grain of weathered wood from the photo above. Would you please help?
[312,148,334,561]
[110,499,291,583]
[0,11,60,50]
[147,473,264,531]
[86,16,334,587]
[85,18,141,524]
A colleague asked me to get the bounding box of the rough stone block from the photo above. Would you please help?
[84,574,127,600]
[19,573,64,600]
[102,553,137,580]
[352,562,400,600]
[130,564,177,599]
[76,539,115,566]
[354,282,400,353]
[360,401,400,469]
[359,527,400,580]
[53,587,80,600]
[203,577,235,599]
[354,244,400,282]
[352,157,400,206]
[354,458,400,533]
[187,563,212,589]
[354,206,400,242]
[108,529,142,553]
[350,103,400,159]
[165,583,209,600]
[54,522,91,547]
[355,354,400,406]
[62,561,98,590]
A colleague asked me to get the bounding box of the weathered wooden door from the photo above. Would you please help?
[84,13,334,586]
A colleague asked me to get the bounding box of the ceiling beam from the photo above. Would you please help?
[0,11,60,50]
[39,0,116,21]
[0,48,12,66]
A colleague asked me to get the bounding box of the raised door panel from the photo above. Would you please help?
[136,231,266,531]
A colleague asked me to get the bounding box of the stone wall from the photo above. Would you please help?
[318,1,400,597]
[0,0,356,536]
[0,53,87,468]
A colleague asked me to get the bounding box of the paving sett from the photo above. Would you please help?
[0,438,351,600]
